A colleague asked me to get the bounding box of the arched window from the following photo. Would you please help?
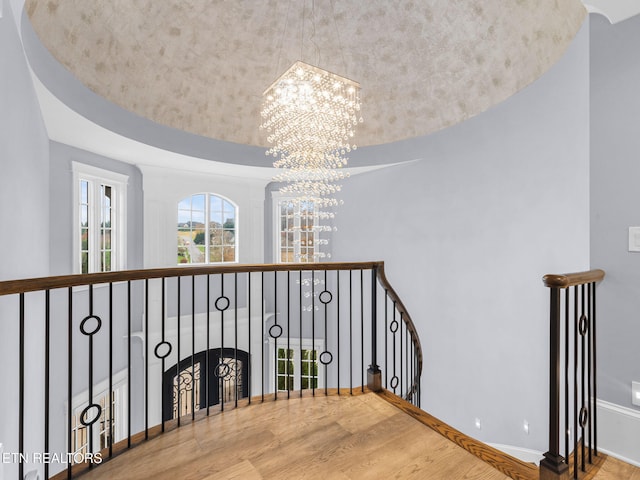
[177,193,237,264]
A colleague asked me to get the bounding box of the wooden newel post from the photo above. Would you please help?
[540,287,569,480]
[368,267,382,392]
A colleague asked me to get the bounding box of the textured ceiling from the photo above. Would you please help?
[26,0,586,148]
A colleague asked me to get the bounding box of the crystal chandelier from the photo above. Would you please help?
[260,61,362,261]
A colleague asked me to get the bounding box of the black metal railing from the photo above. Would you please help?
[539,269,605,480]
[0,261,422,480]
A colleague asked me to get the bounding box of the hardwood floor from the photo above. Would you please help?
[591,456,640,480]
[70,391,640,480]
[78,392,513,480]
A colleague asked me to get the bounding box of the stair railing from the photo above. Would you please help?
[539,269,605,480]
[0,261,421,480]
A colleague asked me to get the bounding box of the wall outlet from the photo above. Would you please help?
[632,381,640,406]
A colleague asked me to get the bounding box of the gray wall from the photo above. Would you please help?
[0,0,49,478]
[49,141,144,275]
[590,13,640,411]
[330,22,591,451]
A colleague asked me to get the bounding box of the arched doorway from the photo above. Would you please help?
[162,348,249,421]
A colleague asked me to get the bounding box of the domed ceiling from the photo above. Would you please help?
[25,0,587,148]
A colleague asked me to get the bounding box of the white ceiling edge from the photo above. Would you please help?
[30,69,397,181]
[583,0,640,23]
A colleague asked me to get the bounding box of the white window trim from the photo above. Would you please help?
[177,192,239,265]
[72,162,128,274]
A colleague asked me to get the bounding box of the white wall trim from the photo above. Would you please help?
[488,443,544,465]
[596,398,640,467]
[488,399,640,468]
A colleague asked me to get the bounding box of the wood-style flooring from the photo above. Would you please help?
[72,392,640,480]
[78,392,513,480]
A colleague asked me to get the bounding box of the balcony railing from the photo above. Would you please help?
[0,261,422,480]
[539,269,605,480]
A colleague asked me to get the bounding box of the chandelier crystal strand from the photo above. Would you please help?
[260,61,362,262]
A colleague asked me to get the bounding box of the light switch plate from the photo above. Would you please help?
[629,227,640,252]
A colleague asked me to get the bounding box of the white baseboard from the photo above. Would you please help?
[488,443,544,465]
[488,399,640,468]
[596,399,640,467]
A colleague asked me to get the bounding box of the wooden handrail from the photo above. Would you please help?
[0,261,383,296]
[542,269,605,288]
[375,263,423,397]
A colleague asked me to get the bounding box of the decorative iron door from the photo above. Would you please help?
[162,348,249,422]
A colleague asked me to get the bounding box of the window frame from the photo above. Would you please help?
[273,193,320,263]
[72,162,128,274]
[177,192,239,265]
[271,339,324,392]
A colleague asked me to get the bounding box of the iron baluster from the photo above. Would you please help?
[206,275,211,415]
[44,289,50,480]
[145,279,150,438]
[19,293,24,480]
[67,288,73,480]
[191,275,196,420]
[592,282,598,455]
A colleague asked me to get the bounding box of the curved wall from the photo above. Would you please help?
[331,21,591,452]
[0,1,49,479]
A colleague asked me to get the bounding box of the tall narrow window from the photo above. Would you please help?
[277,348,295,391]
[276,345,319,391]
[177,193,237,264]
[73,163,127,274]
[277,198,318,263]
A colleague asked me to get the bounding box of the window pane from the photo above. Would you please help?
[209,247,222,263]
[177,198,192,211]
[102,251,111,272]
[191,209,205,226]
[101,229,111,249]
[210,228,222,247]
[177,227,191,264]
[223,216,235,230]
[193,229,205,245]
[81,228,89,251]
[281,249,294,263]
[102,184,112,206]
[81,252,88,274]
[223,230,235,245]
[210,210,223,226]
[191,194,205,212]
[177,210,192,225]
[81,205,89,227]
[210,195,222,213]
[81,180,88,204]
[222,246,235,262]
